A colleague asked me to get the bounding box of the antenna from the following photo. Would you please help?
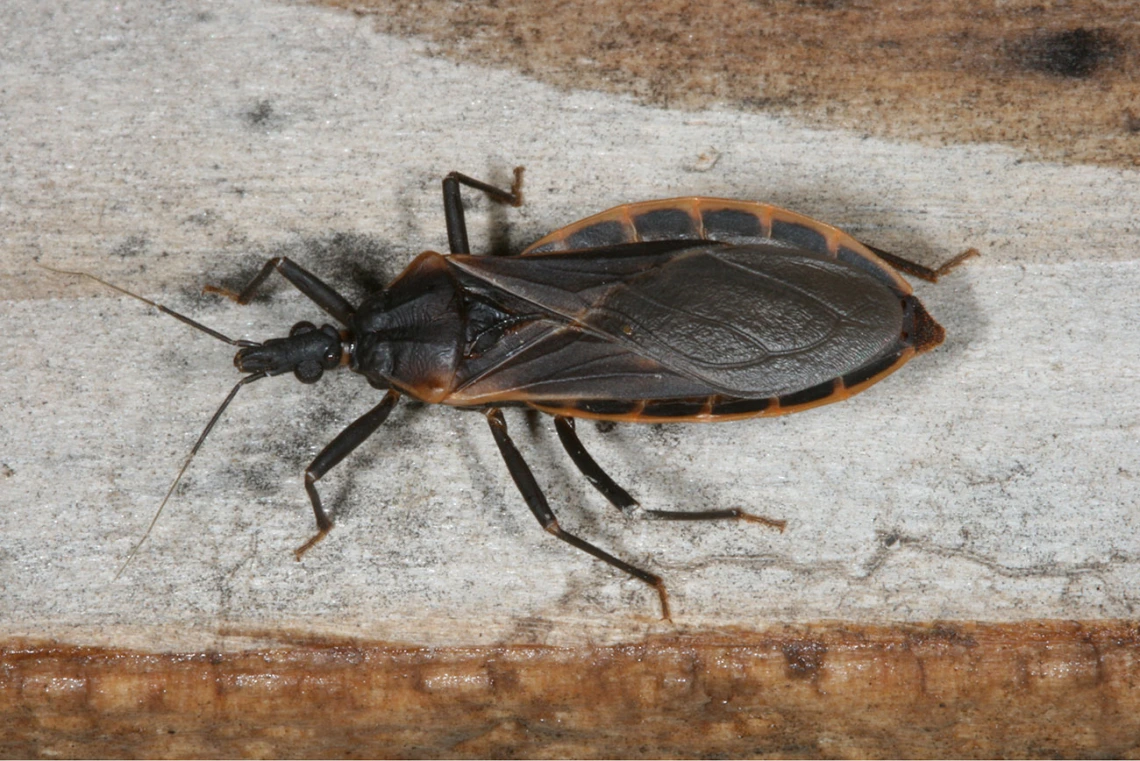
[113,372,265,579]
[40,263,264,576]
[38,264,256,347]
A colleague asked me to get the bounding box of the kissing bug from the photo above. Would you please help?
[48,168,975,619]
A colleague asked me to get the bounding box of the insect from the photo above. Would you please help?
[48,168,975,619]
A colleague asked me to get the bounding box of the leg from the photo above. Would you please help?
[863,244,979,283]
[294,390,401,558]
[443,167,524,255]
[204,257,355,325]
[486,408,670,620]
[644,506,786,530]
[554,416,638,511]
[554,416,786,531]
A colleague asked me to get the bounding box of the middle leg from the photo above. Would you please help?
[486,408,670,619]
[443,167,524,255]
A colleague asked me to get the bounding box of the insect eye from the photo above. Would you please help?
[294,360,323,384]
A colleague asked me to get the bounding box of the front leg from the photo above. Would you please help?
[204,256,356,326]
[293,390,401,558]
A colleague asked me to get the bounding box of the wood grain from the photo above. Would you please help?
[329,0,1140,168]
[6,622,1140,758]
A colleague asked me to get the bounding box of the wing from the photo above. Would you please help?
[448,318,719,404]
[447,241,904,401]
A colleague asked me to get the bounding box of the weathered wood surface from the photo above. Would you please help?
[2,0,1138,756]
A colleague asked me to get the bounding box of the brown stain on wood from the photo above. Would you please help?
[5,621,1140,758]
[322,0,1140,168]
